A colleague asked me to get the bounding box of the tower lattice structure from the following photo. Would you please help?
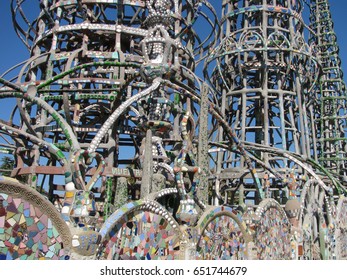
[206,0,320,205]
[309,0,347,185]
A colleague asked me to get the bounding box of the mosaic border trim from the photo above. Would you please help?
[98,199,183,242]
[0,176,72,252]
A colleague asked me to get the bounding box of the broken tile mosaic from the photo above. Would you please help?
[99,210,180,260]
[196,214,247,260]
[254,207,291,260]
[0,193,65,260]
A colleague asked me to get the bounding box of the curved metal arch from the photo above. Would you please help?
[97,199,183,260]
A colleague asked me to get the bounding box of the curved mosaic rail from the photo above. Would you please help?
[97,200,182,260]
[0,177,71,260]
[196,206,251,260]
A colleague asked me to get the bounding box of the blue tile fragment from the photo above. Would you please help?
[24,209,30,217]
[37,222,45,231]
[6,251,13,260]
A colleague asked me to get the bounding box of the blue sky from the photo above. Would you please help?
[0,1,346,78]
[0,0,346,126]
[0,1,346,131]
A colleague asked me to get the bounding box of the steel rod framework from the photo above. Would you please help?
[309,0,347,184]
[206,0,321,206]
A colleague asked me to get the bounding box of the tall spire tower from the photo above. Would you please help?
[206,0,320,205]
[309,0,347,185]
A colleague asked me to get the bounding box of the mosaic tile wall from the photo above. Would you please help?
[2,178,347,260]
[97,201,181,260]
[0,193,66,260]
[253,200,292,260]
[196,214,248,260]
[0,178,71,260]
